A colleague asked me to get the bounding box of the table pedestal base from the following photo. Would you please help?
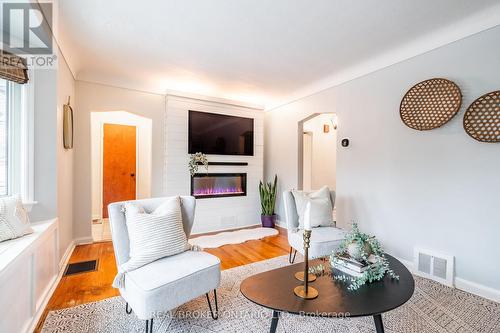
[373,314,384,333]
[270,310,280,333]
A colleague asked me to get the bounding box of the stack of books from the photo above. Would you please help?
[332,253,377,277]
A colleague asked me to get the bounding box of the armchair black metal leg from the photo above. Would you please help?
[206,289,219,320]
[125,302,132,314]
[145,318,153,333]
[288,247,297,264]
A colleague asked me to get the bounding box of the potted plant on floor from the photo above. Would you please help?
[259,175,277,228]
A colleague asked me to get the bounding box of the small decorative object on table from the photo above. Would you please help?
[188,152,208,177]
[293,201,318,299]
[259,175,277,228]
[310,223,399,291]
[294,201,316,283]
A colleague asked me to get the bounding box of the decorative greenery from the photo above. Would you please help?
[309,222,399,291]
[259,175,277,216]
[188,152,208,177]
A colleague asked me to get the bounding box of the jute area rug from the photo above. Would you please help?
[42,255,500,333]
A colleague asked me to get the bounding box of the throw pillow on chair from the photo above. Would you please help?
[113,196,189,288]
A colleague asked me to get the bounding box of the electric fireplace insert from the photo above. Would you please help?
[191,173,247,199]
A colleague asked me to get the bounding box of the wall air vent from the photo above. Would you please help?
[414,248,454,287]
[417,253,432,274]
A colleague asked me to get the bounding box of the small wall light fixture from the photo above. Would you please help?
[323,116,338,133]
[331,117,338,130]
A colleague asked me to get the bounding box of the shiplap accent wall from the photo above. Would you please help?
[165,96,264,234]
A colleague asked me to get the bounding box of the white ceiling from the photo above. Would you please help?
[57,0,500,108]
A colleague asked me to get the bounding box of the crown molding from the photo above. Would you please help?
[266,5,500,111]
[54,2,500,111]
[165,90,265,110]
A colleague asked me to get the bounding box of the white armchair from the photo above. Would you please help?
[108,196,220,333]
[283,190,346,263]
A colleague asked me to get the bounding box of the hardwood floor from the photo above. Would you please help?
[34,226,289,332]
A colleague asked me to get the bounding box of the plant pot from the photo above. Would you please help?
[261,214,276,228]
[347,241,372,260]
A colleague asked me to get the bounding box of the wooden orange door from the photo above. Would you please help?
[102,124,136,218]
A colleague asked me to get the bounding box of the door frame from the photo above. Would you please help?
[297,113,320,190]
[297,112,337,190]
[99,121,139,219]
[302,131,313,191]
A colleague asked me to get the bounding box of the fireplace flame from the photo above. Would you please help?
[193,186,244,196]
[192,173,246,198]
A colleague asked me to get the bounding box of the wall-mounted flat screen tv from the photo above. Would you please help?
[188,110,254,156]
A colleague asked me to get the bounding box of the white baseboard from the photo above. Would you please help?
[26,241,76,333]
[390,254,415,273]
[275,219,286,228]
[74,236,94,245]
[455,278,500,303]
[390,254,500,304]
[191,223,261,236]
[59,240,76,269]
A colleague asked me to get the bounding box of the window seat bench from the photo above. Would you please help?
[0,218,59,333]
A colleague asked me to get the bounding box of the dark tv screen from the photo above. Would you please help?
[188,111,254,156]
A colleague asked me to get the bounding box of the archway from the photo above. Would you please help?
[90,111,152,241]
[297,113,337,191]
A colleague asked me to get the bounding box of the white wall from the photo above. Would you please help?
[303,114,337,190]
[265,26,500,293]
[56,55,75,258]
[90,111,152,219]
[74,81,165,240]
[165,95,264,234]
[24,0,76,262]
[30,57,75,261]
[302,132,312,191]
[30,69,57,222]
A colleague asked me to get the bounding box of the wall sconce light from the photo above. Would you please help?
[323,118,338,133]
[330,118,338,130]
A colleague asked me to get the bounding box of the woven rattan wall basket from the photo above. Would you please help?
[463,90,500,143]
[400,78,462,130]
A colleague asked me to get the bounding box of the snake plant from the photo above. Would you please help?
[259,175,277,216]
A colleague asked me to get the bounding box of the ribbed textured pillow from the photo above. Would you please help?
[0,195,33,243]
[113,196,189,288]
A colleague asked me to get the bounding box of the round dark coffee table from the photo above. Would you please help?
[240,254,414,333]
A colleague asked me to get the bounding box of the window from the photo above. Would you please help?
[0,78,26,198]
[0,79,7,195]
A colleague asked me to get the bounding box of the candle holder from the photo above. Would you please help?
[293,229,319,299]
[294,271,317,282]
